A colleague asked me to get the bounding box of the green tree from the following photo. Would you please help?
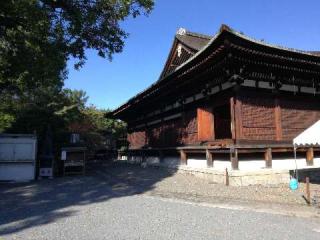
[0,0,153,133]
[83,105,126,137]
[0,0,154,96]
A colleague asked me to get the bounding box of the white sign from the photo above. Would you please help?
[61,151,66,161]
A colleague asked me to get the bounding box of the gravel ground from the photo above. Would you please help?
[96,163,309,205]
[1,163,320,239]
[1,191,320,240]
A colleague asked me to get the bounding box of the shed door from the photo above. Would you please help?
[197,107,214,141]
[0,138,36,181]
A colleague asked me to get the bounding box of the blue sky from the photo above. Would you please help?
[65,0,320,110]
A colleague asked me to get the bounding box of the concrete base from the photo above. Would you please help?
[123,154,320,186]
[172,166,291,186]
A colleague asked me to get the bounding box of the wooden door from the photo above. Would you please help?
[197,107,214,141]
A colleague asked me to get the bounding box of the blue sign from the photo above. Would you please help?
[289,178,299,190]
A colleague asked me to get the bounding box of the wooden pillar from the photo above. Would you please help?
[305,177,311,205]
[206,149,213,168]
[264,148,272,168]
[274,98,283,141]
[230,148,238,170]
[127,150,131,162]
[230,97,236,140]
[180,150,187,165]
[306,147,314,166]
[141,150,146,164]
[234,97,243,139]
[158,150,164,163]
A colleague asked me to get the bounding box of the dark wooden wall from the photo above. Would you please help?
[239,95,276,140]
[127,88,320,149]
[237,91,320,141]
[127,109,198,148]
[127,130,147,149]
[281,99,320,140]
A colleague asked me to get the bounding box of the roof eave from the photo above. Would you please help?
[111,24,320,119]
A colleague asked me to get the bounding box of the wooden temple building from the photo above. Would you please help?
[110,25,320,172]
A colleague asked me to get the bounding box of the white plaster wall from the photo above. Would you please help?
[128,156,142,164]
[272,158,306,170]
[237,157,320,171]
[238,160,265,171]
[314,158,320,167]
[187,158,207,168]
[125,154,320,172]
[146,157,160,166]
[213,160,231,170]
[162,157,180,168]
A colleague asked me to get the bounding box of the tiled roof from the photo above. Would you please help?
[175,30,212,51]
[308,51,320,56]
[110,25,320,118]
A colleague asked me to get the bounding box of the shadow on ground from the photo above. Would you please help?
[0,162,176,235]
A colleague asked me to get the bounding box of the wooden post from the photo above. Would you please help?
[206,149,213,168]
[235,97,243,139]
[306,177,311,205]
[158,150,164,163]
[225,168,229,186]
[274,98,283,141]
[127,150,131,163]
[141,150,145,164]
[180,150,187,165]
[306,148,314,166]
[230,97,236,140]
[264,148,272,168]
[231,148,239,170]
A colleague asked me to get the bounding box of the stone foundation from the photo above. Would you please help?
[122,154,320,186]
[173,166,291,186]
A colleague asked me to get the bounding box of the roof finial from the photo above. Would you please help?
[220,24,232,33]
[177,28,187,35]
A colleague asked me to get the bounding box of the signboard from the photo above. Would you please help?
[61,151,66,161]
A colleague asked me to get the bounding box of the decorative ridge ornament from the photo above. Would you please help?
[177,44,182,57]
[176,28,187,35]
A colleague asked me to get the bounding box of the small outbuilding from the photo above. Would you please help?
[293,120,320,166]
[0,134,37,181]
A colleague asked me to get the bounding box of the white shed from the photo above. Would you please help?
[0,134,37,181]
[293,120,320,147]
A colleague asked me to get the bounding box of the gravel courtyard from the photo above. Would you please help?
[1,163,320,239]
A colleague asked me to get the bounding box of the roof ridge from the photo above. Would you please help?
[220,24,320,57]
[185,31,212,40]
[176,27,212,40]
[308,51,320,55]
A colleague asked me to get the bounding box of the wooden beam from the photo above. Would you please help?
[231,148,239,170]
[306,147,314,166]
[264,148,272,168]
[206,149,213,168]
[180,150,187,165]
[274,98,283,141]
